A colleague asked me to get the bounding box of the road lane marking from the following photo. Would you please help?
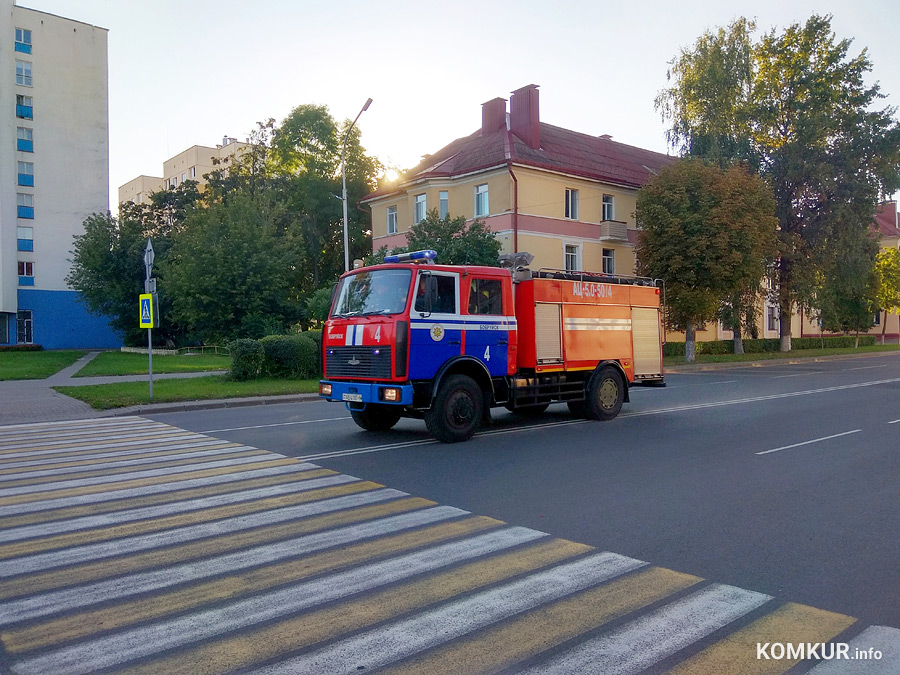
[771,371,825,379]
[200,416,351,433]
[756,430,861,456]
[0,512,493,637]
[668,602,855,675]
[116,541,602,675]
[0,501,445,601]
[0,468,337,530]
[0,489,412,576]
[889,419,900,424]
[5,528,554,672]
[843,364,885,372]
[519,584,772,675]
[381,567,700,675]
[246,551,648,675]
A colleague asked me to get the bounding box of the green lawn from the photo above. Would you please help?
[74,351,231,377]
[664,342,899,367]
[0,350,87,381]
[55,375,320,410]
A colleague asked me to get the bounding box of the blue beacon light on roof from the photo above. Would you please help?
[384,250,437,263]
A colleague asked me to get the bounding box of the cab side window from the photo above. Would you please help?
[415,274,458,314]
[468,278,503,315]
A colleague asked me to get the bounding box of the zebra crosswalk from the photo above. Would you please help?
[0,416,896,674]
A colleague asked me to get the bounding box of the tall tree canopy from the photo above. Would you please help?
[657,14,900,350]
[636,159,777,361]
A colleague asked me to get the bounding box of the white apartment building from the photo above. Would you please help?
[1,0,118,348]
[118,137,248,206]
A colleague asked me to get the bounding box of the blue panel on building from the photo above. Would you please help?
[17,139,33,152]
[17,206,34,219]
[16,105,33,119]
[17,239,33,252]
[17,289,123,349]
[18,276,34,286]
[17,173,34,186]
[15,42,31,54]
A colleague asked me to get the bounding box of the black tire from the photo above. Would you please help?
[505,402,550,416]
[425,374,484,443]
[585,366,625,421]
[566,400,586,417]
[350,404,402,432]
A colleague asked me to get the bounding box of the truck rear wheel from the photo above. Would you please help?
[350,404,402,432]
[425,374,483,443]
[585,366,625,421]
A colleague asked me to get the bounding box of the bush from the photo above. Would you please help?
[664,335,878,357]
[228,339,265,380]
[260,334,319,379]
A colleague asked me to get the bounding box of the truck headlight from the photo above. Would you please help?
[380,387,401,402]
[320,383,332,396]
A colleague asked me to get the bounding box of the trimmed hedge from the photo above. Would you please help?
[259,334,318,379]
[664,335,877,357]
[0,344,43,352]
[228,339,265,381]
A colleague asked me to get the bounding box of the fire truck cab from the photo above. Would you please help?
[319,250,664,443]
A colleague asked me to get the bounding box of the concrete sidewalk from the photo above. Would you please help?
[0,352,316,426]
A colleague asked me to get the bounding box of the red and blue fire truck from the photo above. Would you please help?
[319,250,664,442]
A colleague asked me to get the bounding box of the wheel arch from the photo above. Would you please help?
[431,356,494,405]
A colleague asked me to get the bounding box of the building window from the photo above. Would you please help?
[17,310,33,344]
[0,314,8,344]
[439,191,449,219]
[17,127,33,152]
[386,206,398,235]
[602,248,615,275]
[564,243,580,272]
[474,184,489,217]
[17,161,34,187]
[15,28,32,54]
[602,194,615,221]
[414,194,427,224]
[190,166,196,178]
[15,60,32,87]
[767,306,779,332]
[17,226,33,252]
[17,192,34,219]
[172,176,178,187]
[565,189,579,220]
[181,172,186,184]
[16,94,33,119]
[18,261,34,286]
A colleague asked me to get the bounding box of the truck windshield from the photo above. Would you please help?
[331,268,412,317]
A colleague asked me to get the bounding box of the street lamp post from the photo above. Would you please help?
[342,97,372,272]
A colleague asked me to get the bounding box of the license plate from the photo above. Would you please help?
[342,393,363,402]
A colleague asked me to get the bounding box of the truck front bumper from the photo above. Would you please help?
[319,380,414,407]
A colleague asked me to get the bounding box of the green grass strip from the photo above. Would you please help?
[74,351,231,377]
[54,376,320,410]
[0,351,87,381]
[664,343,899,366]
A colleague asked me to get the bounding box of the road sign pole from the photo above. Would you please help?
[148,327,153,400]
[144,239,155,402]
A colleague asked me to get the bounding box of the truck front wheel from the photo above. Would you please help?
[350,404,402,432]
[585,366,625,421]
[425,375,484,443]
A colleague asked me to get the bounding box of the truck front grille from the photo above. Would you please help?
[325,346,393,379]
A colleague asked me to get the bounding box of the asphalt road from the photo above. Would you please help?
[153,353,900,628]
[2,352,899,673]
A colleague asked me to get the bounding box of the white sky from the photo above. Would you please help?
[21,0,900,210]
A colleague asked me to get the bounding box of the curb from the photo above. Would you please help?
[99,393,322,418]
[664,349,897,373]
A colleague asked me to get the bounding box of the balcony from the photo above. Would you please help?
[598,220,628,241]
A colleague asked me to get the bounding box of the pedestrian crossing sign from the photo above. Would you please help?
[139,293,154,328]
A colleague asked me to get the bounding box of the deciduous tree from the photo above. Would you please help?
[636,160,777,362]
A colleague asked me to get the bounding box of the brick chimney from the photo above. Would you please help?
[510,84,540,149]
[481,97,507,135]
